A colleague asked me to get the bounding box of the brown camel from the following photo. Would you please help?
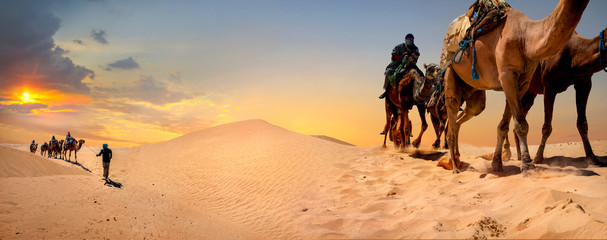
[40,142,49,157]
[382,58,434,150]
[63,139,85,162]
[442,0,589,173]
[500,28,607,167]
[50,139,64,159]
[423,63,449,149]
[30,143,38,154]
[382,56,416,149]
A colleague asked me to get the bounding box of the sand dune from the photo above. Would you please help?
[1,119,606,239]
[0,145,86,177]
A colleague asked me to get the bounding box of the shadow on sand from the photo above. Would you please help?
[542,155,607,168]
[55,157,123,188]
[479,164,599,178]
[409,150,447,161]
[61,159,93,173]
[104,179,123,188]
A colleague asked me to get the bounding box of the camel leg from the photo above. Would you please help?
[430,113,441,149]
[443,120,448,149]
[574,80,604,166]
[412,105,428,148]
[75,150,77,163]
[399,109,410,151]
[501,72,534,171]
[494,102,512,172]
[382,100,392,148]
[456,90,486,157]
[444,67,462,173]
[534,90,556,164]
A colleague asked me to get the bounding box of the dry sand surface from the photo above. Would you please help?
[1,119,607,239]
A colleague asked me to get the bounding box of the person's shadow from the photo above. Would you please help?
[104,178,122,188]
[63,159,92,173]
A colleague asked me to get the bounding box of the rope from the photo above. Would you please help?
[600,29,607,72]
[453,39,479,80]
[389,55,409,86]
[84,145,98,155]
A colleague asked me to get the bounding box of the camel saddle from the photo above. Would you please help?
[444,0,511,53]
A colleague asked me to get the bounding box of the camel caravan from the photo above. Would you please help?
[30,132,86,163]
[381,0,606,174]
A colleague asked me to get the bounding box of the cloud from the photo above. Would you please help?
[0,103,48,114]
[106,56,139,70]
[0,1,94,94]
[94,75,194,105]
[73,39,83,45]
[168,71,182,84]
[91,29,108,44]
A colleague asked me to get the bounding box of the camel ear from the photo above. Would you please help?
[423,63,427,69]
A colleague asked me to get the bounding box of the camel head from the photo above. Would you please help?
[423,63,441,83]
[78,139,85,150]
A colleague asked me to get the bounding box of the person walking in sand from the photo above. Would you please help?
[96,143,112,181]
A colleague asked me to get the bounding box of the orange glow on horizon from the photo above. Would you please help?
[1,87,92,107]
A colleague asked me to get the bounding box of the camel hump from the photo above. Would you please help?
[444,1,511,53]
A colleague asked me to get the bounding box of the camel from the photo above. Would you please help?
[63,139,85,162]
[49,140,63,159]
[423,63,449,149]
[382,57,434,150]
[500,28,607,167]
[40,142,49,157]
[442,0,589,173]
[30,143,38,154]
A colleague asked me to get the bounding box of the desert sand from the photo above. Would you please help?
[1,119,606,239]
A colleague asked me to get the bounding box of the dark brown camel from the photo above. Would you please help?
[382,58,434,150]
[50,140,63,159]
[30,143,38,154]
[443,0,589,173]
[500,28,607,167]
[63,139,85,162]
[423,63,449,149]
[40,142,49,157]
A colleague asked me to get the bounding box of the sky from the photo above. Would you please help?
[1,0,606,148]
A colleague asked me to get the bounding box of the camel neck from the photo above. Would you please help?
[569,33,607,74]
[525,0,589,61]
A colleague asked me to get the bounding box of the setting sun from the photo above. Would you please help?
[20,92,35,103]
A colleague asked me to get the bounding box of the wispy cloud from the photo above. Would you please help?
[91,29,108,44]
[106,56,139,70]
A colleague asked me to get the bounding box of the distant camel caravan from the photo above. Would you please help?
[501,27,607,167]
[63,139,85,162]
[440,0,589,174]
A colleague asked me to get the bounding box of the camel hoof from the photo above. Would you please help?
[413,140,421,149]
[452,168,461,174]
[533,155,543,164]
[521,162,535,171]
[492,160,503,172]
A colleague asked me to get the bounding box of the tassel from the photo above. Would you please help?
[471,47,479,80]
